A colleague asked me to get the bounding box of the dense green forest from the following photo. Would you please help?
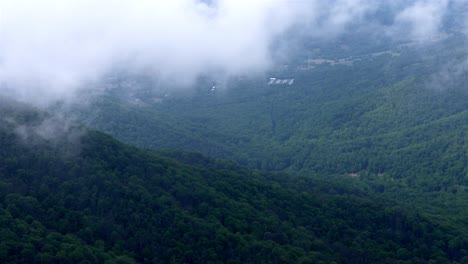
[75,32,467,178]
[72,32,467,227]
[2,99,468,263]
[1,4,466,263]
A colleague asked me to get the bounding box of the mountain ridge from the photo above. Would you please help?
[1,102,467,263]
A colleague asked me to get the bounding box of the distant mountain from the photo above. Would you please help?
[2,99,467,263]
[76,34,466,176]
[71,30,468,234]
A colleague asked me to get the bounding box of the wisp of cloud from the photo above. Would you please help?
[0,0,464,106]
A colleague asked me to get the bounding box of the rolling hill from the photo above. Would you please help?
[69,30,468,234]
[1,98,468,263]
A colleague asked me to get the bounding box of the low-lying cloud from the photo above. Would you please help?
[395,0,449,40]
[0,0,465,106]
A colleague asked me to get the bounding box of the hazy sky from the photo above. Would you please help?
[0,0,466,105]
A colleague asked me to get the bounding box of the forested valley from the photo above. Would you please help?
[1,1,467,263]
[1,98,468,263]
[72,28,468,234]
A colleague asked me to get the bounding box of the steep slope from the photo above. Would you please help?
[71,33,468,233]
[77,34,467,175]
[1,101,468,263]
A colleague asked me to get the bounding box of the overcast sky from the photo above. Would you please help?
[0,0,466,105]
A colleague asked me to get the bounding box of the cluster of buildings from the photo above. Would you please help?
[268,78,294,86]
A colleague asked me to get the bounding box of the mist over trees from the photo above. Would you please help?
[0,1,467,263]
[1,0,466,106]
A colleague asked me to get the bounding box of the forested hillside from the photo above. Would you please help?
[2,99,468,263]
[73,32,467,225]
[2,1,467,263]
[77,32,467,175]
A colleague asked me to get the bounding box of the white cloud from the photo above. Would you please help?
[395,0,450,41]
[0,0,310,104]
[0,0,464,106]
